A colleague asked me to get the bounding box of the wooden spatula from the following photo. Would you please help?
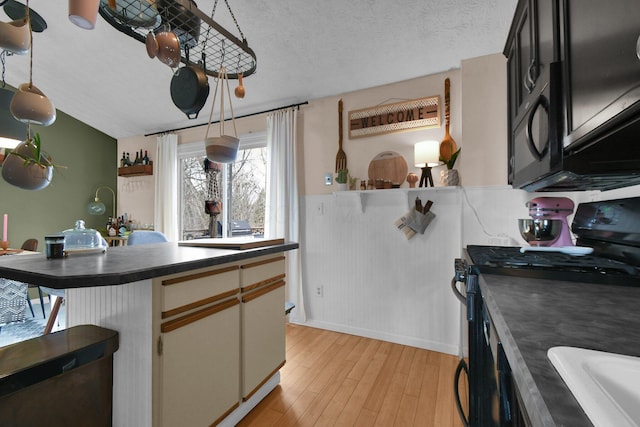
[439,78,457,162]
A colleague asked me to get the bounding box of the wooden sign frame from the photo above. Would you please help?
[348,96,440,139]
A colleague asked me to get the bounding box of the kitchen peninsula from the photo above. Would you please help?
[0,241,298,427]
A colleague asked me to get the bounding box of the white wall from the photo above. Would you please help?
[460,54,508,186]
[301,189,463,354]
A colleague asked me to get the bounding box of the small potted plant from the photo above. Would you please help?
[1,133,63,190]
[439,148,461,186]
[335,168,348,191]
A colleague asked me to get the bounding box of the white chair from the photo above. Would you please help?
[40,286,65,335]
[127,231,169,246]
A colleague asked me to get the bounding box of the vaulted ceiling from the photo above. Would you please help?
[1,0,517,139]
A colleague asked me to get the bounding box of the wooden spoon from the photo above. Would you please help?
[234,73,245,98]
[439,78,457,162]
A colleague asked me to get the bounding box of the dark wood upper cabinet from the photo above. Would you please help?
[559,0,640,149]
[503,0,640,191]
[505,0,558,127]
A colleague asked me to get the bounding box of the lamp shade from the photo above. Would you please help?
[0,88,26,149]
[414,140,441,167]
[68,0,100,30]
[87,200,106,216]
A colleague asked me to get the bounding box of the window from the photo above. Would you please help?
[178,132,267,240]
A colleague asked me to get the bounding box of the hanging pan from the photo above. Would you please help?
[170,50,209,119]
[203,65,239,163]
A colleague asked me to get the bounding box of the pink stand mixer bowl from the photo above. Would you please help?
[526,197,575,247]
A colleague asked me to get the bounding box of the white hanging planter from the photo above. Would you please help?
[203,66,239,163]
[1,140,53,190]
[10,83,56,126]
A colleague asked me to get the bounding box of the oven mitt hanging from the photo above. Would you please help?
[406,208,436,234]
[394,211,417,240]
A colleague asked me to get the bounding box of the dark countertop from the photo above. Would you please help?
[480,273,640,427]
[0,242,298,289]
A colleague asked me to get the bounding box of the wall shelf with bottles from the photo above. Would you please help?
[118,164,153,177]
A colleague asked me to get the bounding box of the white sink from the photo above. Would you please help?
[548,346,640,427]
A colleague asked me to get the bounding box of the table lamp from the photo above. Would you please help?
[87,186,116,218]
[414,140,441,187]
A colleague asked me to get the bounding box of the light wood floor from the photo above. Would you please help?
[238,324,467,427]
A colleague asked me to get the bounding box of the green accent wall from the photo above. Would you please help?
[0,108,116,250]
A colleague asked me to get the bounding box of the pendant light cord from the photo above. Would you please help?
[26,0,32,88]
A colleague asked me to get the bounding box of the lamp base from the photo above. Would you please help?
[419,166,434,187]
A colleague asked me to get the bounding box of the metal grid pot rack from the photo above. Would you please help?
[98,0,256,79]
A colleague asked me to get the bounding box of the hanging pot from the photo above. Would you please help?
[1,141,53,190]
[157,0,200,48]
[145,31,158,58]
[155,25,180,68]
[170,53,209,119]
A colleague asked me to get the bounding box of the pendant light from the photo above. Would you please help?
[68,0,100,30]
[0,52,26,149]
[9,0,56,127]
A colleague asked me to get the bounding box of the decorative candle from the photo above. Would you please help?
[2,214,6,241]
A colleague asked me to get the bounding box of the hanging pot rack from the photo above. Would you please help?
[98,0,256,79]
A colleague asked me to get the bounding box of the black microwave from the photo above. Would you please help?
[509,60,640,192]
[507,0,640,192]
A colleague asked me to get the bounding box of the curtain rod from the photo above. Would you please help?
[144,101,309,137]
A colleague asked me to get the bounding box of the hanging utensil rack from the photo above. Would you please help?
[98,0,256,79]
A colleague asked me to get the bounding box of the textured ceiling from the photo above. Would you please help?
[1,0,517,139]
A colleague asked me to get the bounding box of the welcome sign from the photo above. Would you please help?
[348,96,440,139]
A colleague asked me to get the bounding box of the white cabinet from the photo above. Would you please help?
[154,265,241,427]
[240,255,286,400]
[152,255,287,426]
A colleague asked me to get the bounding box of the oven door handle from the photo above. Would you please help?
[454,358,470,427]
[451,277,466,306]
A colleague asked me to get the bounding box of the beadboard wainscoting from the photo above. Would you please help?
[299,188,463,355]
[67,280,154,427]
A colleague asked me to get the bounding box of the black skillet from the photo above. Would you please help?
[170,50,209,119]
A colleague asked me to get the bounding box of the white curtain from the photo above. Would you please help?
[266,107,305,322]
[154,133,179,241]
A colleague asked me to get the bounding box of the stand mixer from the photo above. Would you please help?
[525,197,575,247]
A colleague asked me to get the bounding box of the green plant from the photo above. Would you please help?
[348,174,358,189]
[336,168,348,184]
[10,133,64,169]
[441,148,461,170]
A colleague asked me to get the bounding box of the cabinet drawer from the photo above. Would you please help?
[161,265,239,316]
[240,255,285,290]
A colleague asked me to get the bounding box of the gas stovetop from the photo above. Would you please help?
[464,196,640,286]
[465,245,640,286]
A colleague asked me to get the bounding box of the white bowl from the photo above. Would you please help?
[10,83,56,126]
